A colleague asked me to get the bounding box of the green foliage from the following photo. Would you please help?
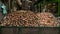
[58,0,60,16]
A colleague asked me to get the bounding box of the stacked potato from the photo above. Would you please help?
[0,10,59,27]
[0,10,39,27]
[37,12,59,27]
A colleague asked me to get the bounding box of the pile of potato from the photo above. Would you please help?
[37,12,59,27]
[0,10,59,27]
[0,10,39,27]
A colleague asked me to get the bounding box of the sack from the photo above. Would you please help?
[3,9,7,14]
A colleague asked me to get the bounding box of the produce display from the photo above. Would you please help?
[0,10,59,27]
[37,12,59,27]
[0,10,39,27]
[0,0,59,27]
[0,0,59,34]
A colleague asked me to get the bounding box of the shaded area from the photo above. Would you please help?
[0,27,59,34]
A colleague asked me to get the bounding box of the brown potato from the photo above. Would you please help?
[0,10,39,27]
